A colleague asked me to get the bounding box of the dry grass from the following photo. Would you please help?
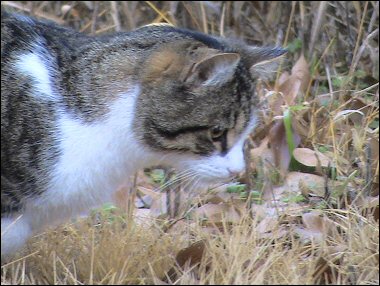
[1,208,378,284]
[1,1,379,285]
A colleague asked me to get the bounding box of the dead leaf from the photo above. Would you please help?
[175,240,206,267]
[278,71,290,86]
[256,222,287,239]
[205,184,246,204]
[251,137,275,167]
[312,245,347,284]
[138,187,168,218]
[261,185,287,201]
[256,216,279,234]
[135,194,153,208]
[133,209,154,227]
[295,211,337,243]
[251,204,278,220]
[293,148,331,168]
[291,113,311,138]
[280,77,302,106]
[368,137,379,184]
[278,54,310,105]
[285,172,326,197]
[194,203,241,224]
[265,90,285,116]
[302,211,324,231]
[166,240,206,282]
[268,120,301,174]
[347,97,373,124]
[355,195,379,209]
[355,195,379,220]
[291,54,311,93]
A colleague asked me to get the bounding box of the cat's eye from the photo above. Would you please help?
[210,126,224,140]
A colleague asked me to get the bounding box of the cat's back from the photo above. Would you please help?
[1,11,89,56]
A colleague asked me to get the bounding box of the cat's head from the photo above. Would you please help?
[132,29,286,185]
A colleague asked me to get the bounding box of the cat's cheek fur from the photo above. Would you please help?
[210,140,246,175]
[187,141,246,181]
[181,116,258,183]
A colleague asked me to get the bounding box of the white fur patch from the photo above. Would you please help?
[15,42,57,101]
[24,85,155,230]
[1,216,32,260]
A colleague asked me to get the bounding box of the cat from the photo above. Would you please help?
[1,10,286,260]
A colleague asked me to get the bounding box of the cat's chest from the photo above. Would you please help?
[51,85,146,197]
[26,85,150,228]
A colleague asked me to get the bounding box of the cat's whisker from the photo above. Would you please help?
[180,174,199,192]
[171,171,199,190]
[184,177,202,203]
[178,174,200,195]
[154,169,196,192]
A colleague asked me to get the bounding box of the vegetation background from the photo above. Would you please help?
[1,1,379,285]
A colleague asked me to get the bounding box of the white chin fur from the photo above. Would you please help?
[184,143,245,183]
[176,115,258,185]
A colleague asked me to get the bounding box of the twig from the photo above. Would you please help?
[308,1,328,57]
[1,1,65,24]
[127,173,139,218]
[349,28,379,76]
[368,1,379,33]
[364,143,372,196]
[219,2,226,37]
[200,1,208,34]
[80,9,108,33]
[95,25,116,35]
[121,1,136,30]
[90,2,99,35]
[349,1,369,76]
[145,1,174,26]
[110,1,121,32]
[243,138,254,192]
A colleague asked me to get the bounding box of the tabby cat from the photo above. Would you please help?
[1,11,286,259]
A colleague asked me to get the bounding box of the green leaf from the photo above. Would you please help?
[289,105,308,112]
[250,190,263,204]
[150,169,166,184]
[369,118,379,129]
[284,109,295,154]
[282,194,307,203]
[239,191,248,199]
[102,202,117,212]
[283,109,300,171]
[318,145,329,153]
[226,184,246,193]
[286,38,303,53]
[353,69,366,79]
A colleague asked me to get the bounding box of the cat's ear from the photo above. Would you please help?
[248,47,287,79]
[185,53,240,87]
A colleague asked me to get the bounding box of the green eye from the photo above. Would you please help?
[210,126,224,140]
